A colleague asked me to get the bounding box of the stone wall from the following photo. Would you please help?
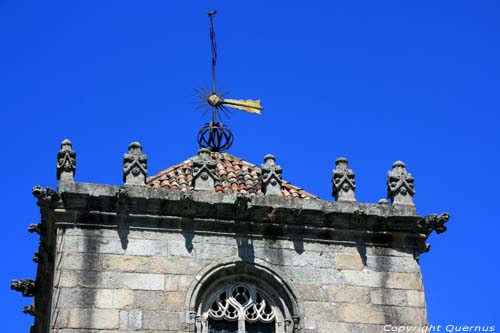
[51,226,426,333]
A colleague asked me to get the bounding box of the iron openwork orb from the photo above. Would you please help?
[198,122,234,152]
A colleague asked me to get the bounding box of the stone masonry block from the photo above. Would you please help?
[119,310,128,330]
[324,285,370,303]
[150,257,204,275]
[167,292,185,312]
[142,311,184,330]
[94,289,113,308]
[336,253,364,270]
[365,256,406,272]
[123,273,164,290]
[165,276,178,291]
[338,303,427,325]
[95,289,134,309]
[134,291,170,310]
[68,309,119,329]
[101,255,151,273]
[77,271,124,289]
[52,308,70,329]
[304,302,338,322]
[337,303,387,325]
[297,284,328,302]
[370,288,408,306]
[128,309,142,330]
[343,271,422,290]
[365,247,413,258]
[58,270,78,288]
[407,290,426,307]
[61,253,100,270]
[125,239,168,256]
[386,306,427,325]
[316,322,387,333]
[59,288,96,308]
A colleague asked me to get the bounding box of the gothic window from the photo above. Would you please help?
[200,283,280,333]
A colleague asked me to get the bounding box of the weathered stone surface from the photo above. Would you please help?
[119,310,128,330]
[338,303,387,324]
[304,302,338,322]
[123,142,147,186]
[261,154,283,196]
[316,322,386,333]
[370,288,408,306]
[336,253,364,270]
[58,270,78,288]
[134,291,171,311]
[123,273,164,290]
[95,289,134,309]
[35,170,446,332]
[324,285,370,303]
[192,148,217,191]
[407,290,426,307]
[387,161,415,206]
[343,271,423,290]
[52,308,70,329]
[57,139,76,182]
[332,157,356,202]
[142,311,184,330]
[128,309,142,330]
[68,309,119,329]
[297,284,328,302]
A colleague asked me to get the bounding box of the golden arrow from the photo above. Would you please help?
[207,93,263,115]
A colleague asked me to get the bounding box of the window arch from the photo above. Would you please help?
[187,260,301,333]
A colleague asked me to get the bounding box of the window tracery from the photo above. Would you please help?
[200,283,281,333]
[208,285,275,324]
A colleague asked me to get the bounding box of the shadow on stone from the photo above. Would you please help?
[181,220,195,253]
[117,225,129,250]
[236,237,254,262]
[293,239,304,254]
[356,243,367,266]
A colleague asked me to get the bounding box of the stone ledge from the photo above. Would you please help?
[39,182,446,258]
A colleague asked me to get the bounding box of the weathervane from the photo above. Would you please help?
[195,10,263,152]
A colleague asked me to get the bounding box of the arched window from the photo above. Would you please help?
[188,261,300,333]
[206,284,276,333]
[198,283,290,333]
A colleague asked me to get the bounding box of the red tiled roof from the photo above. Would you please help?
[147,152,318,199]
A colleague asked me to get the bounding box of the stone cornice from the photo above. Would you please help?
[33,182,449,261]
[44,182,447,259]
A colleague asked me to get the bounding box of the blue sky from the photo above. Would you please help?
[1,1,499,331]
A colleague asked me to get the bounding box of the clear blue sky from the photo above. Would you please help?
[1,1,499,331]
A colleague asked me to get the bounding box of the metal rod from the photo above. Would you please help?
[208,10,218,123]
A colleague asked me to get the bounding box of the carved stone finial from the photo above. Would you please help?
[123,142,147,186]
[387,161,415,205]
[57,139,76,182]
[192,148,218,191]
[332,157,356,202]
[261,154,283,196]
[11,279,37,297]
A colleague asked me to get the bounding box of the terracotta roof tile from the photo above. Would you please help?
[147,152,319,199]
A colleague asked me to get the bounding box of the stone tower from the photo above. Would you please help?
[12,139,450,333]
